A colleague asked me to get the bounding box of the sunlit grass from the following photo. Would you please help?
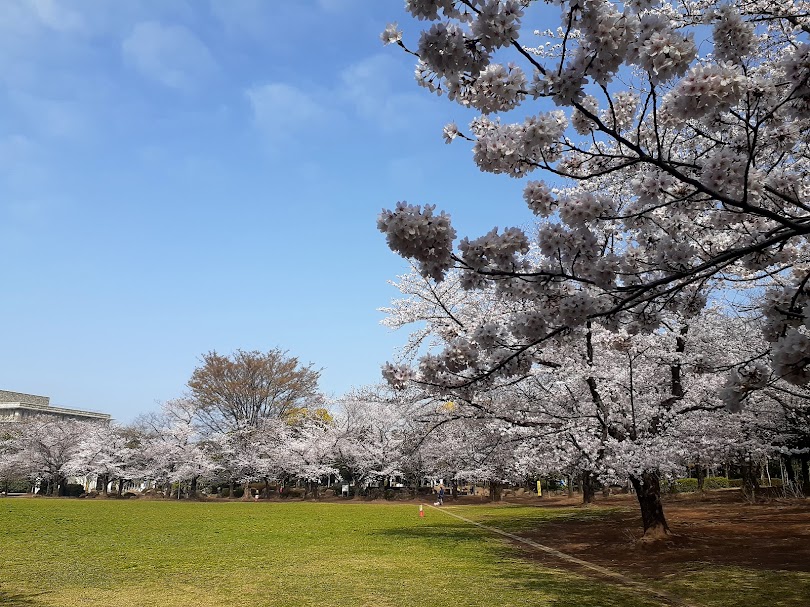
[0,498,658,607]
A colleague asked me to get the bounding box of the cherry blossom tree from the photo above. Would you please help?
[382,266,791,535]
[10,417,91,496]
[332,387,421,497]
[379,0,810,397]
[64,424,139,495]
[135,399,217,498]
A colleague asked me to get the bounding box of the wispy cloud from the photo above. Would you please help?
[122,21,217,90]
[245,82,334,142]
[340,54,432,133]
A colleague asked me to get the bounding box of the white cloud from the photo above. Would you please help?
[316,0,360,13]
[28,0,86,33]
[340,54,431,132]
[122,21,216,90]
[209,0,270,39]
[245,82,333,141]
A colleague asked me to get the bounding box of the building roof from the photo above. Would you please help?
[0,390,111,422]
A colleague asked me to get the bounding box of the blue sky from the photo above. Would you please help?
[1,0,541,422]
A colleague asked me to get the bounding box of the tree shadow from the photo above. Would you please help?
[0,589,49,606]
[376,523,659,607]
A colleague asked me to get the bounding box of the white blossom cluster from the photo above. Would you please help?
[458,226,530,273]
[710,4,757,64]
[661,62,745,123]
[470,111,567,176]
[380,0,810,395]
[471,0,524,51]
[377,202,456,281]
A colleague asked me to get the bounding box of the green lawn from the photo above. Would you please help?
[2,499,807,607]
[0,498,659,607]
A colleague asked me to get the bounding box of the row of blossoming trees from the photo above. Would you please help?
[375,0,810,537]
[0,351,422,501]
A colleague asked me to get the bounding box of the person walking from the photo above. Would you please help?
[438,484,445,506]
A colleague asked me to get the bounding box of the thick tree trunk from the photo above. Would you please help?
[190,476,198,498]
[228,480,235,499]
[741,460,760,498]
[451,479,458,499]
[696,465,706,491]
[117,478,124,497]
[581,470,596,505]
[800,455,810,494]
[241,481,252,501]
[629,472,670,539]
[101,474,109,496]
[489,480,502,502]
[566,475,573,498]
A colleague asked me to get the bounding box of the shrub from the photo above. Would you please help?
[65,483,85,498]
[671,478,699,493]
[2,479,32,493]
[703,477,730,490]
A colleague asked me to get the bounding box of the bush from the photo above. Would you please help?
[65,483,85,498]
[728,479,743,488]
[1,479,32,493]
[703,477,730,490]
[671,478,699,493]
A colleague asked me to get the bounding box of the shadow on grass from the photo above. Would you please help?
[0,589,49,606]
[377,524,658,607]
[380,522,485,543]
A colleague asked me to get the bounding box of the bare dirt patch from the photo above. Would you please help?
[500,490,810,579]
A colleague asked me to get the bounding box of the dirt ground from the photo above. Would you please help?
[488,490,810,579]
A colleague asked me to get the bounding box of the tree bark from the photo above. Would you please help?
[241,481,252,501]
[117,478,124,497]
[800,455,810,495]
[741,459,760,498]
[581,470,596,505]
[783,456,796,482]
[696,465,706,492]
[190,476,198,498]
[489,480,502,502]
[629,472,670,539]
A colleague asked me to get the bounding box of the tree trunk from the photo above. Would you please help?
[800,455,810,495]
[190,476,198,498]
[228,480,235,499]
[451,479,458,499]
[581,470,596,505]
[741,459,760,499]
[629,472,670,539]
[566,475,573,498]
[263,477,270,498]
[696,465,706,491]
[117,478,124,497]
[783,456,796,482]
[102,474,109,496]
[241,481,252,501]
[489,480,502,502]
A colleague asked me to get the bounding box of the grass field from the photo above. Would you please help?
[1,498,807,606]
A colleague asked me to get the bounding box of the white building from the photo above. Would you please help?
[0,389,111,424]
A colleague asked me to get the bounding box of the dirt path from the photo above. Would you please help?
[493,490,810,579]
[431,503,701,607]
